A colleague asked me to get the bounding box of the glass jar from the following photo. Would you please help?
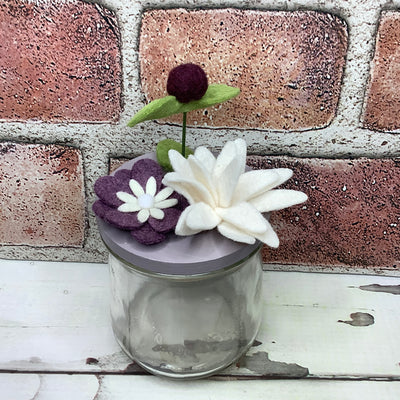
[108,246,262,379]
[97,155,264,379]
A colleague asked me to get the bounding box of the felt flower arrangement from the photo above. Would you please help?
[93,63,307,246]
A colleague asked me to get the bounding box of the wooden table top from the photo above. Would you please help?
[1,259,399,399]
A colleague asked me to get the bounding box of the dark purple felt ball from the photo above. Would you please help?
[167,63,208,103]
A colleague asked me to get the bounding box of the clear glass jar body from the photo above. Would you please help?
[109,248,263,379]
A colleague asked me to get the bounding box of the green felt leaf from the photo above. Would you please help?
[178,84,240,113]
[156,139,193,171]
[127,84,240,127]
[127,96,182,127]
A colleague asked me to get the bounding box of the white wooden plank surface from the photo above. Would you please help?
[255,271,400,378]
[1,259,400,380]
[1,374,400,400]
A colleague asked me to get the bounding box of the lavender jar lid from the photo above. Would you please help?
[96,154,261,276]
[98,218,260,276]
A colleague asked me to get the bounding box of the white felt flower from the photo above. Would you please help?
[162,139,308,247]
[116,176,177,223]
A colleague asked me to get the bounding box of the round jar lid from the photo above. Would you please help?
[96,154,261,276]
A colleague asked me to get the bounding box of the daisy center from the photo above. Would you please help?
[138,193,154,209]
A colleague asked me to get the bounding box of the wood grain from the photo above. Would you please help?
[1,259,399,398]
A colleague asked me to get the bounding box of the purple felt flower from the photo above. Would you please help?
[93,158,188,245]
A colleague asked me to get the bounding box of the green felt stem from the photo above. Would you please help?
[181,112,187,157]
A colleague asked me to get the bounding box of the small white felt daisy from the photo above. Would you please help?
[116,176,178,223]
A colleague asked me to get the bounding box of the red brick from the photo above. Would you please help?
[247,156,400,271]
[363,12,400,131]
[0,143,85,247]
[139,9,348,130]
[0,0,121,122]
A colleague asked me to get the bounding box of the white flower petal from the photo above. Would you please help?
[273,168,294,186]
[154,186,174,202]
[194,146,216,173]
[117,203,141,212]
[163,173,216,207]
[155,198,178,209]
[216,202,268,234]
[250,189,308,212]
[253,220,280,248]
[215,139,246,175]
[218,217,279,247]
[146,176,157,196]
[149,208,164,220]
[137,209,150,223]
[116,191,137,204]
[162,173,193,203]
[232,169,282,204]
[217,222,256,244]
[129,179,145,197]
[168,149,194,178]
[233,138,247,166]
[175,206,204,236]
[185,202,221,231]
[212,139,247,207]
[187,155,218,203]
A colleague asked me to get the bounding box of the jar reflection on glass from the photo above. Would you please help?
[109,247,263,379]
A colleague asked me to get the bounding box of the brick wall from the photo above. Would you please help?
[1,0,399,274]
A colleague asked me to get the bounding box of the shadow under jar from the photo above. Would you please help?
[97,157,264,379]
